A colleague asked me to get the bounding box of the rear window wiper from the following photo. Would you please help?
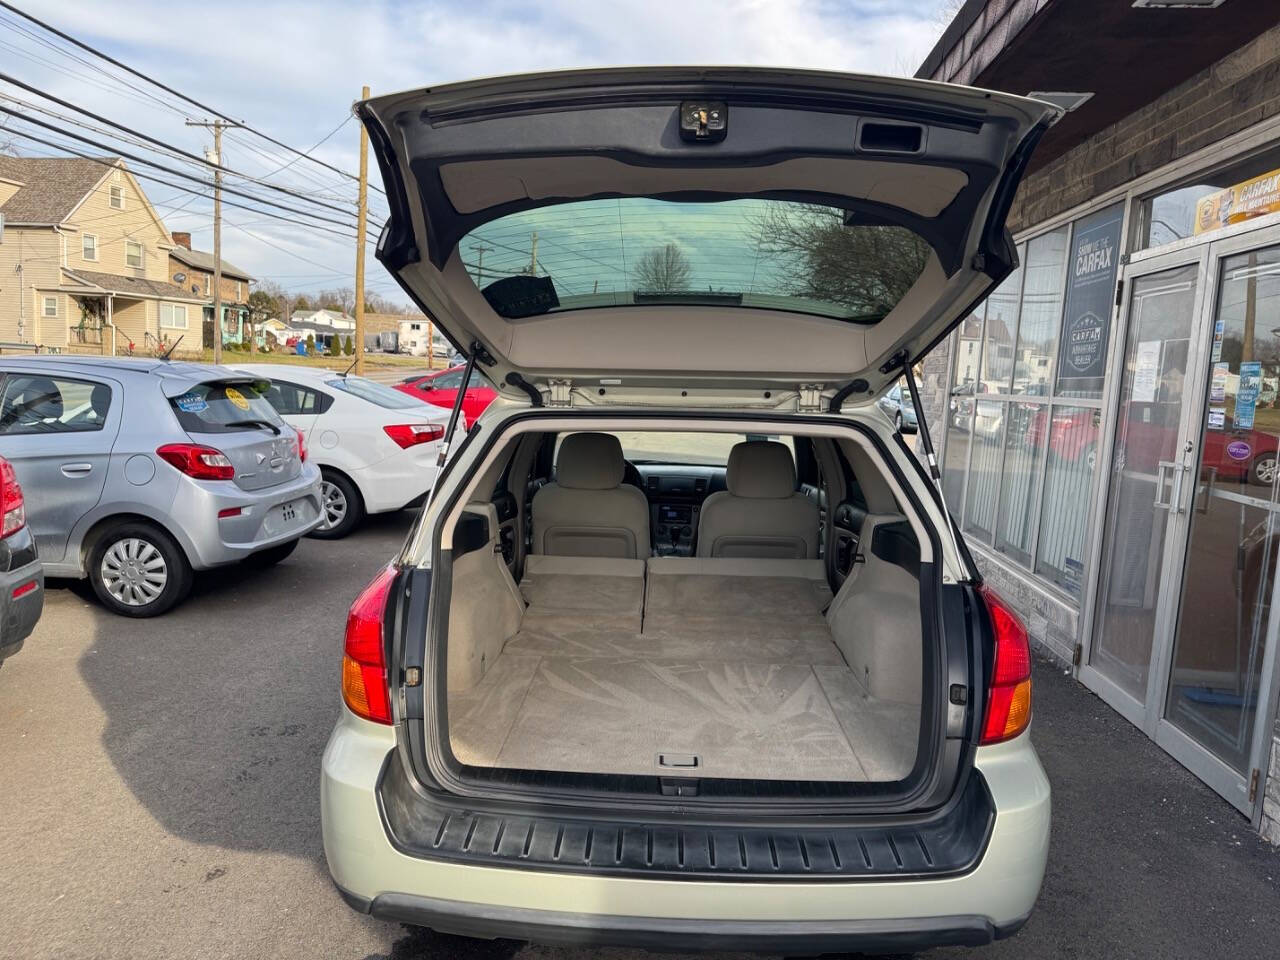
[223,418,281,435]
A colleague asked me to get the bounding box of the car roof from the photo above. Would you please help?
[0,354,246,383]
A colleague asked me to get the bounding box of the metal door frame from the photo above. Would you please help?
[1078,223,1280,821]
[1152,224,1280,819]
[1077,243,1212,734]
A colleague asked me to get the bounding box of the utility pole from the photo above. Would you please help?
[187,118,238,364]
[354,85,370,376]
[470,243,492,281]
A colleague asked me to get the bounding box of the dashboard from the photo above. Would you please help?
[631,464,727,556]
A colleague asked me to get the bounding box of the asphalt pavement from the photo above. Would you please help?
[0,511,1276,959]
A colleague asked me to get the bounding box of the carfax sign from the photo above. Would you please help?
[1057,203,1124,387]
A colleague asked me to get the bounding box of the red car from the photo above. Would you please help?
[394,365,497,428]
[1026,405,1279,486]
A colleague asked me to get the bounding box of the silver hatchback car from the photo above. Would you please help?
[0,356,323,617]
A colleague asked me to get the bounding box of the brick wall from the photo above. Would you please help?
[1006,21,1280,233]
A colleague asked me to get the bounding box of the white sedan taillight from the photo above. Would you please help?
[383,423,445,449]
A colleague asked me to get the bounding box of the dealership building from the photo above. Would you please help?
[917,0,1280,840]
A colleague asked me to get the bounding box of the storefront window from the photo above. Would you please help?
[963,399,1004,544]
[979,256,1022,393]
[1013,229,1068,395]
[1035,406,1101,595]
[1138,145,1280,250]
[942,208,1115,602]
[995,401,1048,565]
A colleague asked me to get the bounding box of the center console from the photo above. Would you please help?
[636,465,725,557]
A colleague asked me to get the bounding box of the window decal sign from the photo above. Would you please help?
[1057,203,1124,386]
[1226,439,1252,462]
[1194,168,1280,235]
[225,386,250,411]
[1235,361,1262,430]
[175,392,208,414]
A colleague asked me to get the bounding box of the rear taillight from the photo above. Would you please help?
[0,458,25,538]
[342,565,397,724]
[383,423,445,449]
[156,443,235,480]
[979,584,1032,745]
[295,427,307,463]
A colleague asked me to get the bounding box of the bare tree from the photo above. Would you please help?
[750,204,931,319]
[317,286,356,314]
[634,243,692,292]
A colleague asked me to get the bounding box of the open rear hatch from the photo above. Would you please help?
[358,68,1058,404]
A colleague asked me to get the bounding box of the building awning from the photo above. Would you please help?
[918,1,1280,175]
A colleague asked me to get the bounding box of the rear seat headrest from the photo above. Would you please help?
[555,432,625,490]
[725,440,796,499]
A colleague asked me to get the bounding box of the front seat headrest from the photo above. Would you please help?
[726,440,796,499]
[556,432,625,490]
[89,383,112,418]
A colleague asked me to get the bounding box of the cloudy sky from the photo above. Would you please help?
[3,0,953,308]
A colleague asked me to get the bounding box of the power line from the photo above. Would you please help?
[4,128,363,241]
[0,0,385,194]
[0,106,362,232]
[0,75,361,217]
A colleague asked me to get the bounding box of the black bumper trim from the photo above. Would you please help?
[337,883,1017,953]
[378,750,994,882]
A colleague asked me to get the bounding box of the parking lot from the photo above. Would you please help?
[0,510,1276,960]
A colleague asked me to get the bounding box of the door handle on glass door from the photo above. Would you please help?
[1154,461,1175,509]
[1170,460,1187,514]
[1196,466,1218,514]
[60,462,92,477]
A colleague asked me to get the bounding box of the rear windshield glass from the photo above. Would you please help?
[461,198,932,322]
[325,376,425,409]
[169,379,286,435]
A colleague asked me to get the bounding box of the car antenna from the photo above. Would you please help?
[159,335,184,361]
[341,357,357,377]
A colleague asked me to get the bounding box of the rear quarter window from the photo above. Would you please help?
[169,380,286,434]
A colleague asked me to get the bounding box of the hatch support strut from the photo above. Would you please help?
[422,343,480,513]
[900,355,966,573]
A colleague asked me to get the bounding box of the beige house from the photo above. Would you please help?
[0,156,205,355]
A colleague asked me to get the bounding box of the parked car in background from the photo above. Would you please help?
[394,364,497,428]
[0,455,42,666]
[234,364,452,539]
[877,381,918,433]
[0,358,322,617]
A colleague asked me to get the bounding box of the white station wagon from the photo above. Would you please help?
[320,67,1058,954]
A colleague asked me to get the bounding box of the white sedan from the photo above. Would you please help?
[233,363,452,539]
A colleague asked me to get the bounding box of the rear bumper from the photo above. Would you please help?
[0,553,44,663]
[173,463,323,569]
[321,709,1051,950]
[352,450,441,515]
[335,884,1028,953]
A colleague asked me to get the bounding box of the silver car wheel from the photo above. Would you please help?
[1255,455,1276,485]
[100,537,169,607]
[320,479,348,530]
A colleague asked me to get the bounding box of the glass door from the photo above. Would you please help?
[1084,253,1207,728]
[1156,237,1280,814]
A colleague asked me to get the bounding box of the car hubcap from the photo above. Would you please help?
[101,538,168,606]
[320,480,347,529]
[1257,457,1276,484]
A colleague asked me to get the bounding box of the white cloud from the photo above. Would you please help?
[6,0,948,304]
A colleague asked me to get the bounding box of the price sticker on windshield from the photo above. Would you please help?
[225,386,250,411]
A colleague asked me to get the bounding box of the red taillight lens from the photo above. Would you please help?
[156,443,235,480]
[0,457,25,538]
[383,423,445,449]
[979,584,1033,745]
[342,565,397,724]
[295,427,307,463]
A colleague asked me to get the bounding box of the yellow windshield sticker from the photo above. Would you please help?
[225,386,250,411]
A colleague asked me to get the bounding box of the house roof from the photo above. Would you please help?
[168,246,255,282]
[0,156,119,224]
[62,267,206,302]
